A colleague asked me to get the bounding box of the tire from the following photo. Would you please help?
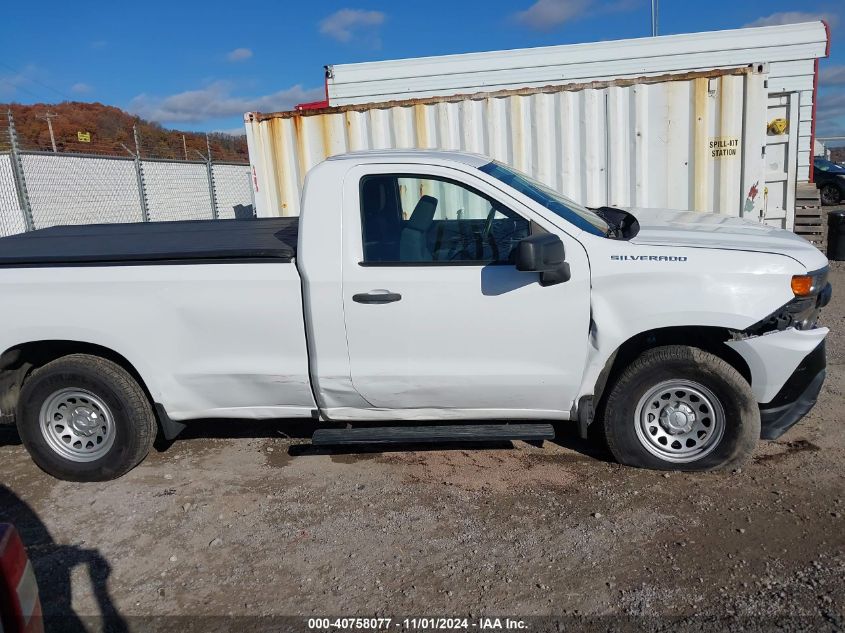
[820,184,842,206]
[602,345,759,471]
[16,354,156,481]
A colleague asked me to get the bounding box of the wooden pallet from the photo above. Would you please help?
[793,184,825,249]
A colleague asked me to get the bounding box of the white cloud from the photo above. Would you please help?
[212,127,248,136]
[513,0,637,30]
[821,65,845,87]
[816,92,845,137]
[514,0,591,29]
[128,82,325,124]
[71,82,92,94]
[818,92,845,117]
[0,64,39,99]
[744,11,839,28]
[816,116,845,138]
[226,48,253,62]
[319,8,385,44]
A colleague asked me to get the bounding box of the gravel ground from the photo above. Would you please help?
[1,264,844,632]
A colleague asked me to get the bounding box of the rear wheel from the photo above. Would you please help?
[820,184,842,206]
[16,354,156,481]
[602,345,759,471]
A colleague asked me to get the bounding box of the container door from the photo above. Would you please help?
[762,93,799,230]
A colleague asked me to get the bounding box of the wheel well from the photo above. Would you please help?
[591,326,752,425]
[0,340,153,420]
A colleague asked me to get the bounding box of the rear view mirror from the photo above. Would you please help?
[515,234,571,286]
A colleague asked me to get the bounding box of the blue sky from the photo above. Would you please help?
[1,0,844,137]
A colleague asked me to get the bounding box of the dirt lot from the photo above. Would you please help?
[1,264,844,632]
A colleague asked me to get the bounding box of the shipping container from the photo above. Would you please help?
[245,67,771,224]
[316,20,829,231]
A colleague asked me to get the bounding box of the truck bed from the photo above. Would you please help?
[0,218,299,266]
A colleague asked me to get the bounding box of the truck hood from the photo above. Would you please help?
[623,207,828,270]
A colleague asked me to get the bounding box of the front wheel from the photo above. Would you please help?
[16,354,156,481]
[602,345,759,471]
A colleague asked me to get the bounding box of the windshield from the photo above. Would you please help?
[479,161,609,236]
[814,158,845,174]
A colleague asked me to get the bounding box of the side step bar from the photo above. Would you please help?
[311,423,555,446]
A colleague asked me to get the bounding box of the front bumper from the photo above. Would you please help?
[758,340,826,440]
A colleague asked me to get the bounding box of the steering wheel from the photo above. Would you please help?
[446,206,499,261]
[482,206,497,241]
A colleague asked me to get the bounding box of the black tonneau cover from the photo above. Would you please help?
[0,218,299,266]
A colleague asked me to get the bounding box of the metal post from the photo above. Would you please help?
[205,133,219,220]
[7,110,35,231]
[132,125,150,222]
[604,93,611,205]
[651,0,658,36]
[249,168,256,213]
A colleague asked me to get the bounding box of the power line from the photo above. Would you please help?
[0,61,72,101]
[0,77,44,100]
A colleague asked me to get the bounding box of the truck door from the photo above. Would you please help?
[339,164,591,419]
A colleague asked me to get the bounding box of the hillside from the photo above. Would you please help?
[1,101,248,162]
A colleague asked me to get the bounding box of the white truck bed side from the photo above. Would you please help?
[0,263,315,420]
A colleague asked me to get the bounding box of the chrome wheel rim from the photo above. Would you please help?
[634,380,725,463]
[40,389,116,462]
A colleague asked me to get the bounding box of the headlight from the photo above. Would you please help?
[747,268,831,334]
[791,267,828,298]
[788,267,830,329]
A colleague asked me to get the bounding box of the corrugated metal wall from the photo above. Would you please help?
[768,59,817,181]
[326,21,826,186]
[246,69,767,220]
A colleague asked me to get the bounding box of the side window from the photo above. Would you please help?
[359,174,530,264]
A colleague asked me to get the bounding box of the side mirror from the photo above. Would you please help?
[515,233,571,286]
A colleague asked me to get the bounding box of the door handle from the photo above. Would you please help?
[352,290,402,304]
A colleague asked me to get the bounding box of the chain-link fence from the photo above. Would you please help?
[213,163,254,220]
[0,111,253,236]
[0,152,26,237]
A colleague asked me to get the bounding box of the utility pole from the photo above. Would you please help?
[182,134,188,160]
[36,111,59,152]
[133,124,143,158]
[651,0,659,36]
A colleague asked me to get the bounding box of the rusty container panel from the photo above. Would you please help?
[245,68,766,220]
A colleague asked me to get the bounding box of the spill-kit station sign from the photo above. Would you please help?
[709,137,739,158]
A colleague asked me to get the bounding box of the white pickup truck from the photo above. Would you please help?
[0,150,832,481]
